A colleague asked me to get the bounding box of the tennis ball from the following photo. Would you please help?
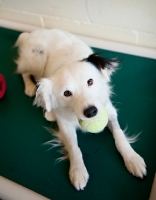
[79,106,108,133]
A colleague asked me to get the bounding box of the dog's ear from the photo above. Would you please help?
[82,53,120,81]
[34,78,58,112]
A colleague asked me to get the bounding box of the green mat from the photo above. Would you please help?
[0,27,156,200]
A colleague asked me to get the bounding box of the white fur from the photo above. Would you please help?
[15,28,146,190]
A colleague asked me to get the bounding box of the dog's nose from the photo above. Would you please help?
[84,106,98,118]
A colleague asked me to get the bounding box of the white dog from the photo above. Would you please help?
[15,29,146,190]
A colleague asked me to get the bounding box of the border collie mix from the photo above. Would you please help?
[15,29,146,190]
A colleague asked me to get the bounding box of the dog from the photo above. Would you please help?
[15,28,146,190]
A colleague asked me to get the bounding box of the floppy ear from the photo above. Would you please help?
[82,53,120,81]
[34,78,58,112]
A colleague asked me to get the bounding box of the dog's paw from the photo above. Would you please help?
[44,111,56,121]
[25,83,36,97]
[124,151,147,178]
[69,163,89,190]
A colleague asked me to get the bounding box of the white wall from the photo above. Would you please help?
[0,0,156,49]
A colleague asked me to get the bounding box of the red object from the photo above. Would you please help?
[0,74,6,99]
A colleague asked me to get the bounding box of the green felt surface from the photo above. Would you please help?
[0,27,156,200]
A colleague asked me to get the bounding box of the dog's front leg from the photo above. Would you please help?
[57,121,89,190]
[22,73,36,97]
[106,101,147,178]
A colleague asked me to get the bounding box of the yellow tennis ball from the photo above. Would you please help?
[79,106,108,133]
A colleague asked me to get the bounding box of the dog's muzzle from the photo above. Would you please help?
[84,106,98,118]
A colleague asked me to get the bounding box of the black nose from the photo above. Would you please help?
[84,106,98,118]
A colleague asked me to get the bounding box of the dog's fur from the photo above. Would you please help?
[15,29,146,190]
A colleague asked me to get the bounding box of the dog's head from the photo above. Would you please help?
[34,53,120,120]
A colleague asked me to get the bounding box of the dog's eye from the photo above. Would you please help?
[87,79,93,86]
[64,90,72,97]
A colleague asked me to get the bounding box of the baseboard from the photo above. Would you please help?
[0,176,50,200]
[149,174,156,200]
[0,19,156,59]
